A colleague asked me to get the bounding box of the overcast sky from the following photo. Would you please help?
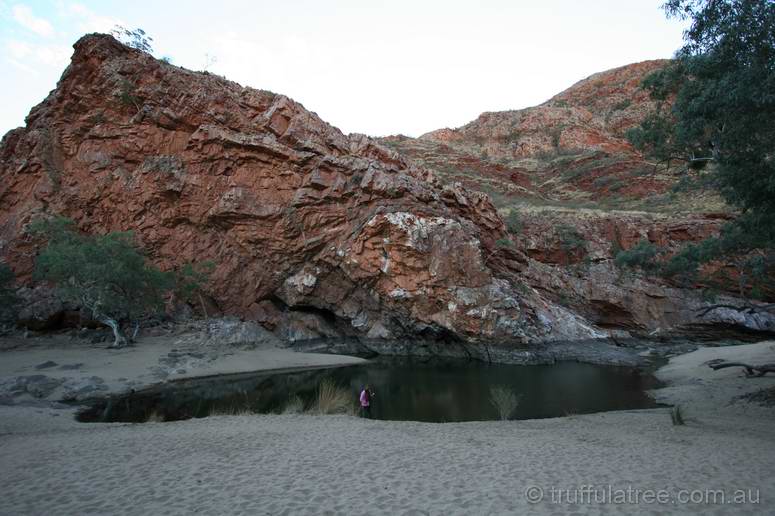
[0,0,688,138]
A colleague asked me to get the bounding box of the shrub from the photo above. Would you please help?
[489,385,521,421]
[551,128,562,148]
[592,175,616,189]
[614,239,661,274]
[556,224,587,253]
[505,210,522,235]
[117,79,142,112]
[608,180,625,192]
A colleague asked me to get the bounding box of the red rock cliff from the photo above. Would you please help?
[0,34,605,344]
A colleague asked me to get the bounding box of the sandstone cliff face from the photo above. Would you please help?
[0,34,605,344]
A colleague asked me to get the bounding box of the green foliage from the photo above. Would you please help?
[614,239,662,274]
[32,216,174,345]
[659,1,775,219]
[625,0,775,299]
[495,238,514,248]
[550,126,564,148]
[174,261,215,303]
[591,176,626,192]
[0,262,18,320]
[118,79,142,112]
[504,210,522,235]
[556,224,587,253]
[625,111,682,163]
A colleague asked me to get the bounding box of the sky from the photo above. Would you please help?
[0,0,688,138]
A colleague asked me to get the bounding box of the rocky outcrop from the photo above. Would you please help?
[0,34,606,345]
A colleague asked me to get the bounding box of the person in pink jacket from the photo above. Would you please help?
[359,385,374,418]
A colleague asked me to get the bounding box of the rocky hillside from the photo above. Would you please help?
[1,35,771,348]
[0,34,609,345]
[382,60,725,213]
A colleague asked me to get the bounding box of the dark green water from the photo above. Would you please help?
[77,358,662,423]
[333,359,661,421]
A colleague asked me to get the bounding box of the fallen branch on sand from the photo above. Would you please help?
[707,360,775,377]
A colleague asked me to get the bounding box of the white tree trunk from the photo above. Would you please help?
[130,321,140,342]
[102,317,127,348]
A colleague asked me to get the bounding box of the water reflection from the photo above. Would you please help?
[328,359,661,422]
[77,357,662,424]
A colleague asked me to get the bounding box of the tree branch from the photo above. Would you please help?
[707,360,775,377]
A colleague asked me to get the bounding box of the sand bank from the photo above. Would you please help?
[0,332,366,403]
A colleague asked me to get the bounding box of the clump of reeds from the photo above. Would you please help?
[670,405,685,426]
[313,379,354,415]
[282,395,305,415]
[489,385,522,421]
[145,410,165,423]
[208,404,254,417]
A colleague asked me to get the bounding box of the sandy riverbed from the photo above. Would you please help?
[0,341,774,515]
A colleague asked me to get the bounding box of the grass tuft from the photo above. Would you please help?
[208,404,254,417]
[145,410,165,423]
[314,379,354,415]
[670,405,685,426]
[489,385,522,421]
[282,395,305,415]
